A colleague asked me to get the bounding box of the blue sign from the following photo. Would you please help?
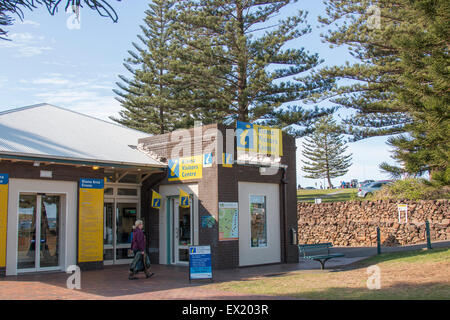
[203,153,213,167]
[0,174,8,185]
[236,121,255,152]
[189,245,212,281]
[79,178,104,189]
[152,198,161,208]
[168,158,180,180]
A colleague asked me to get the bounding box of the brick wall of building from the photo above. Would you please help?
[139,123,299,269]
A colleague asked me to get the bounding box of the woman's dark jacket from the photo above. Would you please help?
[131,227,146,252]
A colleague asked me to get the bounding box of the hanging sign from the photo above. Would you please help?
[179,189,190,208]
[168,155,203,181]
[0,174,9,268]
[78,178,104,263]
[189,245,213,282]
[151,190,162,209]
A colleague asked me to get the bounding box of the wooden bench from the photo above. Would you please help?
[298,243,345,269]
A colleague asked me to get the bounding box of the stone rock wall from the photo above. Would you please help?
[297,200,449,246]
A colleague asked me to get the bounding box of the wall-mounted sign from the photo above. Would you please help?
[222,153,233,168]
[78,178,104,263]
[189,245,213,282]
[203,153,213,168]
[40,170,52,178]
[151,190,162,209]
[236,121,283,156]
[219,202,239,241]
[201,215,216,228]
[168,155,203,181]
[0,174,9,268]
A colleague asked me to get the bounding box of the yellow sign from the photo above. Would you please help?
[236,121,283,156]
[78,179,104,263]
[179,189,190,208]
[168,155,203,181]
[0,174,8,268]
[151,190,162,209]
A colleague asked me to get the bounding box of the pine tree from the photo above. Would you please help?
[301,115,352,188]
[112,0,187,134]
[318,0,449,183]
[170,0,333,135]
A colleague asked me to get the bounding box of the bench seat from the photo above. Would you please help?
[298,243,345,269]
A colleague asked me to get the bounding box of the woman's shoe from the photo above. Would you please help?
[145,272,154,279]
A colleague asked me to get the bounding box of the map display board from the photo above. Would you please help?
[218,202,239,241]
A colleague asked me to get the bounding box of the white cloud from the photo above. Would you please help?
[33,78,70,85]
[0,32,53,58]
[20,20,41,27]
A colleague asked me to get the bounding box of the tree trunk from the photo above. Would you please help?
[236,3,248,122]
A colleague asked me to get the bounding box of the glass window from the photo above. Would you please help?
[250,195,267,248]
[104,188,114,195]
[117,188,138,196]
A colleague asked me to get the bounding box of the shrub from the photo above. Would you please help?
[372,178,450,200]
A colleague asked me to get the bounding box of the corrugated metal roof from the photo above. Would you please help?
[0,103,165,167]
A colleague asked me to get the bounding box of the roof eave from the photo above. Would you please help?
[0,151,167,170]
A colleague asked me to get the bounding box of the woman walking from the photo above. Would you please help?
[129,220,154,280]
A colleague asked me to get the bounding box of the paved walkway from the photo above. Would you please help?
[0,257,363,300]
[1,241,447,300]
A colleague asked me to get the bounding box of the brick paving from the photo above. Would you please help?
[0,257,366,300]
[0,254,373,300]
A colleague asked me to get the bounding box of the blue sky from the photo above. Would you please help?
[0,0,396,187]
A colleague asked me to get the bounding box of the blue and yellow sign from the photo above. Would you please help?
[236,121,283,156]
[189,245,212,281]
[203,153,213,168]
[0,174,8,268]
[222,153,233,167]
[168,155,203,181]
[151,190,162,209]
[179,189,190,208]
[78,178,104,263]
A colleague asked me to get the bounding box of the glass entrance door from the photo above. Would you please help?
[174,199,192,265]
[17,194,61,272]
[103,200,138,264]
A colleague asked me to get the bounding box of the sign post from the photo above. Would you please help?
[188,245,213,283]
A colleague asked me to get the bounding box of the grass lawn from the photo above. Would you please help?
[297,188,358,203]
[203,248,450,300]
